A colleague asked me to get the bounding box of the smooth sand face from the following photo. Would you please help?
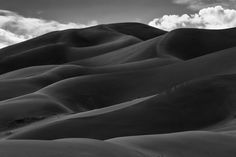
[1,23,236,156]
[0,139,143,157]
[108,131,236,157]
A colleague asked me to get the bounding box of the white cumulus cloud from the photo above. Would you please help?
[149,6,236,31]
[0,10,98,48]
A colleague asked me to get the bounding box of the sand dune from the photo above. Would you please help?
[0,139,143,157]
[108,131,236,157]
[159,27,236,59]
[106,22,167,40]
[6,74,236,140]
[0,23,236,156]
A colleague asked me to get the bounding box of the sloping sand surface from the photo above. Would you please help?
[0,23,236,156]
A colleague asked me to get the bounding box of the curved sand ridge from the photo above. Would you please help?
[0,23,236,156]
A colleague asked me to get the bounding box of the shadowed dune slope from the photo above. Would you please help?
[0,139,143,157]
[108,131,236,157]
[73,35,180,66]
[2,132,236,157]
[159,28,236,59]
[1,23,236,156]
[2,45,236,104]
[1,43,236,137]
[106,22,167,40]
[6,74,236,140]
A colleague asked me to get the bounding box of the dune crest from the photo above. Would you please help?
[0,23,236,156]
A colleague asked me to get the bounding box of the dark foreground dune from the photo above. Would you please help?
[0,22,236,156]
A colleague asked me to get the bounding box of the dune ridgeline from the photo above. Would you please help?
[0,22,236,156]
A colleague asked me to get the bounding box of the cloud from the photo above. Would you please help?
[173,0,236,10]
[149,6,236,31]
[0,10,98,48]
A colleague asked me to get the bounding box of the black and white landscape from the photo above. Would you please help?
[0,22,235,156]
[1,0,236,156]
